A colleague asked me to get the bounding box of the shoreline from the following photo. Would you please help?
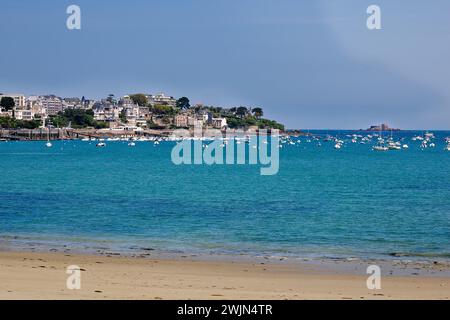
[2,237,450,278]
[1,250,449,299]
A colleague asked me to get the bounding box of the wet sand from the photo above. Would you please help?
[0,251,449,299]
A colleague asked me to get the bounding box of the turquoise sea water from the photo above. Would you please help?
[1,130,450,261]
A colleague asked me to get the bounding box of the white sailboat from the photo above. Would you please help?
[373,127,388,151]
[43,118,52,148]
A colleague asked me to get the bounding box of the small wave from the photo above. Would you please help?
[389,252,450,258]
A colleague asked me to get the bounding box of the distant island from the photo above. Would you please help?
[362,123,401,131]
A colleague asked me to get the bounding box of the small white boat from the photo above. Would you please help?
[45,142,52,148]
[387,142,401,150]
[96,142,106,147]
[402,144,409,149]
[334,143,342,149]
[373,145,388,151]
[424,132,435,139]
[128,142,136,147]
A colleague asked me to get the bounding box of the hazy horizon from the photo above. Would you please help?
[1,0,449,129]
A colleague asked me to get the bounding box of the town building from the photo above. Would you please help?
[211,117,227,129]
[40,95,65,115]
[0,107,11,117]
[26,96,46,118]
[0,93,25,108]
[14,109,34,121]
[93,100,120,123]
[174,114,188,127]
[119,96,151,127]
[147,93,176,107]
[63,97,86,109]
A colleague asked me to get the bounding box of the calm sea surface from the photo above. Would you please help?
[1,130,450,261]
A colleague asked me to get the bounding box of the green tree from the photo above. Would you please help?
[236,106,248,118]
[0,117,41,129]
[129,93,148,107]
[176,97,190,110]
[94,121,109,129]
[49,109,100,128]
[252,107,263,119]
[226,116,245,129]
[245,116,257,126]
[0,97,15,111]
[119,109,128,123]
[18,119,41,129]
[153,104,176,115]
[0,116,17,128]
[146,119,166,129]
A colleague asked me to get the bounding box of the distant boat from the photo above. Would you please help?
[373,145,388,151]
[387,141,401,150]
[96,142,106,147]
[373,128,388,151]
[334,143,342,149]
[323,135,332,142]
[45,127,52,148]
[424,132,435,139]
[128,142,136,147]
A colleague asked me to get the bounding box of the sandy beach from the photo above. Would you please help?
[0,251,449,300]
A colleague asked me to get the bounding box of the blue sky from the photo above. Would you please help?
[1,0,449,129]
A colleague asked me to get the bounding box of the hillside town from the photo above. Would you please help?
[0,92,284,136]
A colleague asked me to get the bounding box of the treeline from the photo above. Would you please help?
[0,117,42,129]
[200,105,284,130]
[128,93,284,130]
[226,116,284,130]
[49,109,108,129]
[0,109,109,129]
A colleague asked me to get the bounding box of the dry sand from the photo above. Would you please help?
[0,251,449,299]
